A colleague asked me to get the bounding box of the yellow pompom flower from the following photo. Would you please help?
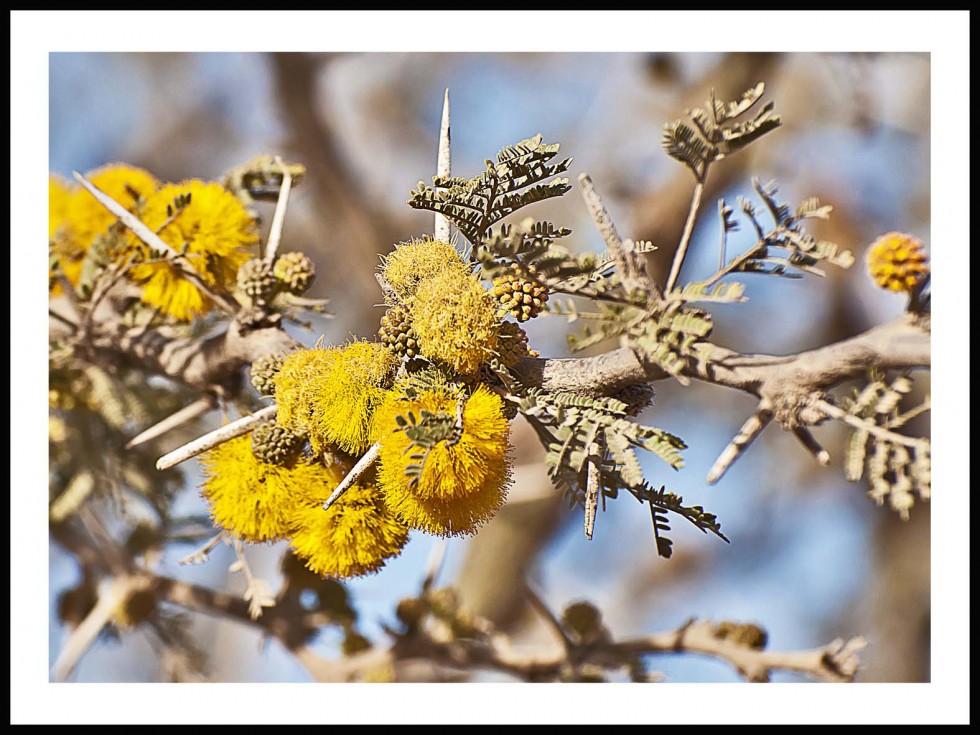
[378,474,509,539]
[371,385,512,536]
[200,435,338,543]
[275,341,397,455]
[288,482,410,579]
[411,268,500,375]
[379,237,470,302]
[866,232,929,293]
[127,180,257,321]
[49,175,73,239]
[49,176,76,293]
[49,165,158,289]
[70,163,159,251]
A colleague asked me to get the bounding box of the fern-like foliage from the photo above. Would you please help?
[516,388,721,557]
[475,217,639,304]
[394,402,466,487]
[841,372,931,520]
[408,135,572,245]
[662,82,782,178]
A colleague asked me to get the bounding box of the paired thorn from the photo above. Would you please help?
[155,405,277,470]
[579,172,625,252]
[126,396,216,449]
[584,438,603,540]
[263,156,293,263]
[434,88,452,243]
[707,402,773,485]
[321,442,381,511]
[792,426,831,466]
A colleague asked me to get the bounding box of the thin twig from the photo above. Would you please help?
[72,172,239,316]
[57,275,83,320]
[664,172,707,294]
[817,399,928,449]
[523,580,574,653]
[79,255,136,339]
[421,540,448,593]
[322,442,381,511]
[231,538,274,620]
[177,531,227,566]
[884,397,931,429]
[263,156,293,263]
[49,308,78,331]
[51,576,135,682]
[611,619,867,683]
[126,396,217,449]
[701,223,794,289]
[707,402,773,484]
[717,198,728,271]
[434,88,452,243]
[156,405,277,470]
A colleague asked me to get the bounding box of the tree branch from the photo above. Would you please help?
[515,313,929,401]
[89,318,301,395]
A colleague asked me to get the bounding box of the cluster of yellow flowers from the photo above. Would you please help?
[200,436,408,578]
[381,238,501,375]
[199,237,528,579]
[49,164,257,321]
[866,232,929,294]
[49,165,159,291]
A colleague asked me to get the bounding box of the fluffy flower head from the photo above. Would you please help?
[288,482,410,579]
[380,237,470,302]
[50,165,158,289]
[411,268,500,375]
[371,384,512,536]
[275,341,397,454]
[128,180,257,320]
[866,232,929,294]
[200,434,339,543]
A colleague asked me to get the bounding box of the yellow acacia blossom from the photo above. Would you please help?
[288,482,410,579]
[379,237,470,302]
[866,232,929,294]
[49,175,73,239]
[127,180,257,321]
[371,385,512,536]
[275,341,396,455]
[410,268,500,375]
[71,163,159,251]
[200,434,336,543]
[49,176,75,293]
[49,165,159,290]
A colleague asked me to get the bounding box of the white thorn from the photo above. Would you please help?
[434,88,452,243]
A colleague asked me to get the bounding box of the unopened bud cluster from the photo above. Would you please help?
[492,273,549,322]
[251,421,306,466]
